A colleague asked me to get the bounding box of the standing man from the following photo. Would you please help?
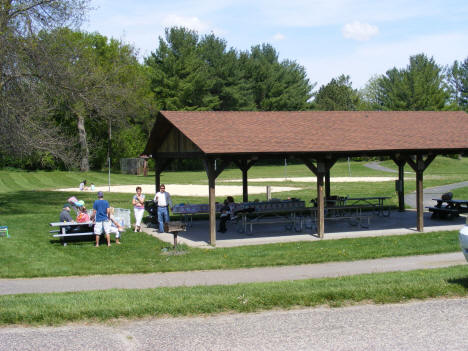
[92,191,111,247]
[154,184,172,233]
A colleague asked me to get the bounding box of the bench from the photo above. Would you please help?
[310,206,372,228]
[427,206,460,219]
[242,216,303,234]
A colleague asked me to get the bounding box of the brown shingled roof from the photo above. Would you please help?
[149,110,468,156]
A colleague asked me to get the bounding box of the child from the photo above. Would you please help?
[109,207,124,244]
[76,206,90,223]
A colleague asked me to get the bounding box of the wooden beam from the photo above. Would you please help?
[301,157,318,175]
[214,159,232,178]
[203,158,217,246]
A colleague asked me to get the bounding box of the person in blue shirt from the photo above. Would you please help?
[91,191,111,247]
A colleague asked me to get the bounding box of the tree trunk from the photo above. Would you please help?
[77,113,89,172]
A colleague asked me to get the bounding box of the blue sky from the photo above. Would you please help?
[84,0,468,90]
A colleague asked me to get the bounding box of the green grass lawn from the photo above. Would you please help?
[0,156,467,279]
[0,187,461,278]
[1,265,467,326]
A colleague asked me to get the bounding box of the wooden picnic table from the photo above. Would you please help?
[310,205,372,228]
[344,196,391,216]
[428,199,468,219]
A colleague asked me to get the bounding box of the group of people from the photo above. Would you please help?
[133,184,172,234]
[60,184,174,247]
[79,180,95,192]
[60,191,123,247]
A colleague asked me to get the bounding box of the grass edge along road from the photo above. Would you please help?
[0,265,467,326]
[0,231,462,278]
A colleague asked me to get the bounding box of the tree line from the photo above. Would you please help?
[1,1,467,171]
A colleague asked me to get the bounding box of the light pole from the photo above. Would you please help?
[108,119,111,192]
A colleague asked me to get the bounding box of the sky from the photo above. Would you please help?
[83,0,468,90]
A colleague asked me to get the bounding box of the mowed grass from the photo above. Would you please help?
[0,187,462,278]
[0,156,466,278]
[1,265,467,326]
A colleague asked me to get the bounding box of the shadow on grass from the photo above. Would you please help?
[0,190,78,216]
[447,277,468,289]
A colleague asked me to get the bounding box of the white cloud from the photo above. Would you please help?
[273,33,286,41]
[161,14,210,32]
[342,21,379,41]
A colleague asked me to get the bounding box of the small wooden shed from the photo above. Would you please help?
[143,110,468,245]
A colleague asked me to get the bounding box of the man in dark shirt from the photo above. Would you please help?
[59,204,73,222]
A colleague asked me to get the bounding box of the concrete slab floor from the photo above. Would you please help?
[141,210,467,248]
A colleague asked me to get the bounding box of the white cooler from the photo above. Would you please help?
[459,224,468,262]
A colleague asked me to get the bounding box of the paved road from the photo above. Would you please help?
[405,181,468,209]
[364,161,468,209]
[1,298,467,350]
[0,252,465,295]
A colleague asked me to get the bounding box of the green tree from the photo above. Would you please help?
[314,74,359,110]
[241,44,313,110]
[145,27,313,112]
[34,28,151,171]
[447,57,468,111]
[0,0,90,164]
[364,54,449,110]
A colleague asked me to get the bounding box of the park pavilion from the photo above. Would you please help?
[143,110,468,245]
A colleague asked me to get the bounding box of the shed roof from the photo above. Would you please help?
[144,110,468,157]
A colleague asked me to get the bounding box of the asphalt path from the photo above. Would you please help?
[0,252,465,295]
[1,298,467,350]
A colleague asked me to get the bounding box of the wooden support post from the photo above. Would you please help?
[242,168,248,203]
[204,158,217,246]
[391,156,407,212]
[317,170,325,238]
[234,159,257,203]
[154,158,172,193]
[301,157,327,238]
[155,164,160,195]
[325,168,331,199]
[398,162,405,212]
[416,164,424,232]
[405,154,436,233]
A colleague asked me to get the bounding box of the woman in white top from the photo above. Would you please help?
[132,186,145,232]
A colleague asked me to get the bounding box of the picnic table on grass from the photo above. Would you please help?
[427,199,468,219]
[49,221,94,246]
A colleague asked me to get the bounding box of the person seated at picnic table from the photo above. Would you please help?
[60,204,74,223]
[59,204,84,233]
[108,207,123,244]
[218,196,236,233]
[76,206,90,223]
